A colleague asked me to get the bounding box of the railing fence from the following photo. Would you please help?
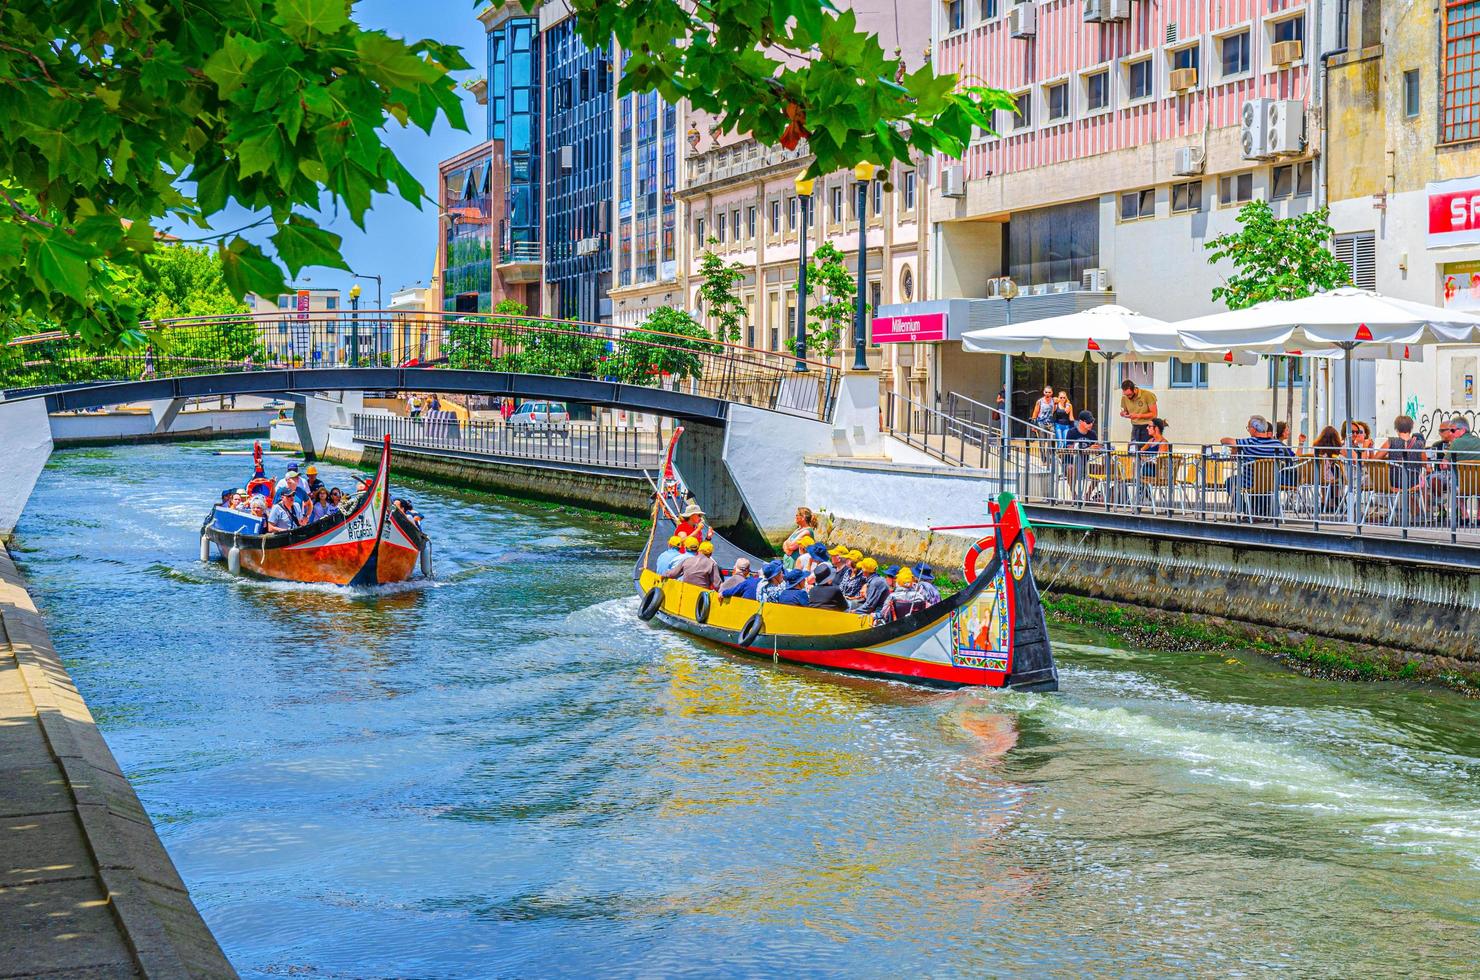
[352,413,665,472]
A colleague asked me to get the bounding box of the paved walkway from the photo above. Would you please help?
[0,547,234,978]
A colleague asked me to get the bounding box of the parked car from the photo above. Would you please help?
[508,401,571,438]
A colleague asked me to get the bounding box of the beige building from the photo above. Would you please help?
[243,287,347,366]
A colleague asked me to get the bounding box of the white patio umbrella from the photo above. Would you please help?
[961,305,1252,437]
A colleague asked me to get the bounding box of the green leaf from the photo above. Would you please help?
[30,233,94,302]
[270,216,349,276]
[203,35,269,97]
[273,0,352,39]
[219,237,286,299]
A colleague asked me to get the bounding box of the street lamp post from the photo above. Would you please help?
[350,271,384,361]
[793,174,815,371]
[851,162,875,372]
[349,284,361,366]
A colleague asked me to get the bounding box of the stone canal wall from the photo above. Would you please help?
[0,546,235,977]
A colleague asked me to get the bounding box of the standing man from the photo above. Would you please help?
[1120,378,1158,447]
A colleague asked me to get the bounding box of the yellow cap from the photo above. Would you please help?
[684,536,700,551]
[847,550,863,562]
[828,545,846,556]
[306,465,318,475]
[668,535,682,547]
[797,536,815,548]
[897,567,915,585]
[698,540,714,555]
[858,557,878,573]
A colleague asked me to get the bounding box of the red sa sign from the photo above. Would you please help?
[1429,178,1480,247]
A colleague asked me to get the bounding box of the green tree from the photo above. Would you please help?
[611,305,718,385]
[506,1,1012,179]
[798,241,858,359]
[0,1,469,349]
[1205,200,1352,430]
[697,242,747,343]
[445,298,526,370]
[1204,201,1351,310]
[122,244,249,321]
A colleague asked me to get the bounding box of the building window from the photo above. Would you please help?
[1086,70,1110,111]
[1273,15,1305,44]
[732,209,741,242]
[788,195,799,231]
[1171,180,1202,213]
[278,295,290,309]
[1269,357,1306,388]
[1404,69,1421,118]
[1121,361,1154,387]
[716,211,726,243]
[1269,161,1312,200]
[1220,31,1250,78]
[770,199,781,234]
[746,206,756,239]
[872,179,883,215]
[1334,231,1377,289]
[696,216,706,245]
[324,296,337,311]
[1219,171,1254,206]
[1006,200,1100,287]
[1046,81,1070,121]
[901,170,917,211]
[980,0,999,18]
[901,265,915,301]
[1169,357,1209,388]
[945,0,965,32]
[1013,90,1033,129]
[1119,188,1155,221]
[1444,1,1480,142]
[831,185,845,224]
[1128,58,1154,101]
[1171,44,1199,74]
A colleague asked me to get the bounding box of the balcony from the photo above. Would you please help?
[497,242,543,283]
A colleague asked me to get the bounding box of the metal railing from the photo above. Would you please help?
[883,391,1004,469]
[1001,437,1480,546]
[353,413,665,471]
[944,390,1054,441]
[499,242,542,265]
[1,311,841,421]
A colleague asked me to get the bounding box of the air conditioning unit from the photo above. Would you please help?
[1241,97,1273,159]
[1267,99,1305,155]
[940,164,966,198]
[1271,39,1303,66]
[1082,268,1111,292]
[559,145,573,171]
[1173,145,1206,176]
[1170,67,1198,92]
[1084,0,1130,23]
[1009,3,1037,38]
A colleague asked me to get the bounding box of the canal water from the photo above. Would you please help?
[13,442,1480,977]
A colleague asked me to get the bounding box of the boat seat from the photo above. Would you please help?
[212,506,266,536]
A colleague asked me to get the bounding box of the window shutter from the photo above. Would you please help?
[1334,232,1377,290]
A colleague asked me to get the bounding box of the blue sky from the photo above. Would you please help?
[202,1,489,306]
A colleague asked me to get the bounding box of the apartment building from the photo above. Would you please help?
[676,0,929,381]
[1326,0,1480,427]
[243,288,346,365]
[923,0,1322,444]
[608,58,682,328]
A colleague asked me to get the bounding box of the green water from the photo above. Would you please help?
[12,441,1479,977]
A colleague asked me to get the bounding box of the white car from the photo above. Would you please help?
[508,401,571,436]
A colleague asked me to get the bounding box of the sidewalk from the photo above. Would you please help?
[0,547,234,979]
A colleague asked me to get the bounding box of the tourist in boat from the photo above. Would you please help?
[674,503,710,541]
[655,535,685,575]
[781,506,818,566]
[804,542,831,575]
[773,568,810,606]
[663,536,701,578]
[756,560,787,603]
[849,558,890,614]
[876,567,930,624]
[838,550,865,599]
[914,563,942,605]
[275,467,309,508]
[673,540,723,590]
[719,557,753,596]
[806,564,849,611]
[793,536,817,573]
[305,465,324,494]
[248,496,268,524]
[266,491,301,532]
[308,487,335,523]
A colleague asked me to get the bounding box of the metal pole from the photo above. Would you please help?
[1344,342,1357,523]
[795,194,810,370]
[350,292,360,365]
[1000,298,1013,485]
[852,177,869,372]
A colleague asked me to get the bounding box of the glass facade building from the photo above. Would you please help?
[441,148,494,313]
[486,16,541,265]
[615,55,678,293]
[543,19,612,322]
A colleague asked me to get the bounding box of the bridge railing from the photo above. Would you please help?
[1,311,841,421]
[353,412,665,472]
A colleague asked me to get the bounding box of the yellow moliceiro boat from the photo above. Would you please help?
[635,484,1058,691]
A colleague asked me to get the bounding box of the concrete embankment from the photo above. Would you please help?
[0,547,234,978]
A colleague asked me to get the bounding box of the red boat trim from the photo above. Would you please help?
[282,438,389,550]
[728,640,1009,687]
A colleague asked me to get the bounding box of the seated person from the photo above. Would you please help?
[793,536,817,573]
[914,563,942,605]
[674,503,709,541]
[675,540,723,590]
[663,537,701,578]
[756,560,788,604]
[773,568,810,606]
[719,558,754,596]
[848,558,890,614]
[655,535,685,575]
[266,493,299,532]
[876,567,929,624]
[806,564,849,611]
[309,487,335,523]
[247,496,269,525]
[805,542,831,574]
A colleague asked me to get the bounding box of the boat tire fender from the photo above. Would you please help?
[694,590,711,624]
[420,541,433,578]
[638,586,665,621]
[739,613,763,648]
[200,535,211,563]
[226,546,241,576]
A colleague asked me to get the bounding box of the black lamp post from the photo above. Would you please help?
[349,283,361,366]
[794,174,815,370]
[851,162,875,372]
[350,271,383,361]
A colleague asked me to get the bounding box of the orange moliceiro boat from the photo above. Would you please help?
[635,434,1058,691]
[200,435,429,586]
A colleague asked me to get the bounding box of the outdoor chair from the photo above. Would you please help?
[1455,461,1480,527]
[1283,457,1318,519]
[1235,457,1281,521]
